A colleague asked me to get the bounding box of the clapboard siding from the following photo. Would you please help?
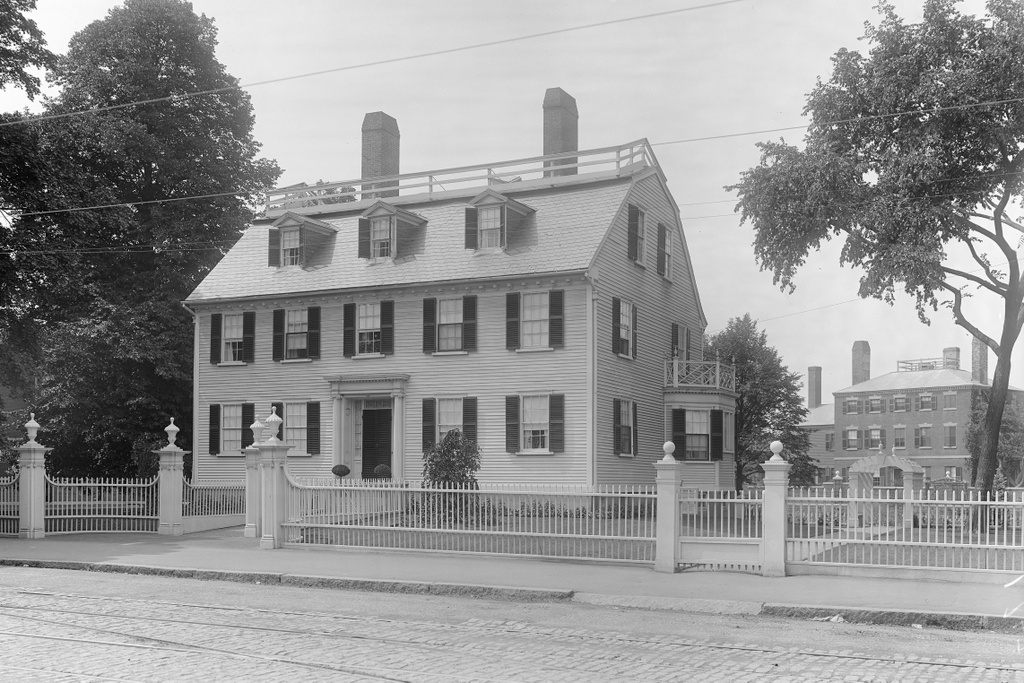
[590,173,706,485]
[194,280,589,483]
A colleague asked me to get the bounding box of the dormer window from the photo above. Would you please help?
[281,228,301,265]
[268,212,337,268]
[465,189,534,251]
[370,216,394,259]
[479,206,504,248]
[359,201,426,261]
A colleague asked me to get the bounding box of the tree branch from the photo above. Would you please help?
[962,236,1007,290]
[953,214,1016,265]
[941,264,1006,296]
[935,279,999,353]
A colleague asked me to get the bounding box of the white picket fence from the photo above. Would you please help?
[45,476,159,534]
[0,475,19,536]
[181,479,246,534]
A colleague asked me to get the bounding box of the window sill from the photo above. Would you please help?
[354,353,385,360]
[281,358,313,364]
[680,458,712,463]
[214,451,246,457]
[617,353,634,361]
[515,450,554,456]
[918,446,932,450]
[616,452,635,459]
[367,257,394,265]
[894,446,906,450]
[432,350,468,356]
[632,260,646,269]
[943,446,957,450]
[474,247,506,255]
[217,361,247,367]
[515,347,554,354]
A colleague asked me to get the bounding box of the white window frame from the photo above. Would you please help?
[437,397,464,443]
[370,216,395,260]
[521,292,550,349]
[437,298,464,352]
[893,395,909,412]
[943,423,957,448]
[221,404,244,454]
[280,227,301,266]
[684,410,711,461]
[223,313,244,362]
[357,302,382,356]
[943,392,957,410]
[283,402,308,455]
[844,397,860,415]
[619,300,633,358]
[521,394,550,453]
[824,432,834,452]
[867,427,882,450]
[919,393,935,411]
[617,399,634,457]
[893,425,906,449]
[478,205,504,249]
[723,410,734,453]
[285,308,308,359]
[915,424,932,449]
[845,427,859,450]
[868,397,882,413]
[663,227,672,280]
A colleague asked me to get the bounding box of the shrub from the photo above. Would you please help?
[331,464,351,478]
[373,464,392,479]
[422,429,480,488]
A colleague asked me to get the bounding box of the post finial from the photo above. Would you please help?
[769,440,785,462]
[250,413,266,446]
[25,413,39,443]
[164,418,179,447]
[662,441,676,462]
[264,405,282,444]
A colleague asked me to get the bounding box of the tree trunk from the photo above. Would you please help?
[976,341,1013,495]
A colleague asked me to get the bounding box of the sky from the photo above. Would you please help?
[1,0,1013,407]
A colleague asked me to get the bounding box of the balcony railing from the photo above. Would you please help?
[665,359,736,391]
[264,139,656,216]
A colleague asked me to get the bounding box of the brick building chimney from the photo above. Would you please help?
[852,340,870,385]
[942,346,960,370]
[808,366,822,410]
[361,111,400,198]
[543,87,578,177]
[972,336,988,385]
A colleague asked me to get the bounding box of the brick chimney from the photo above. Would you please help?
[808,366,822,409]
[972,337,988,385]
[852,340,870,385]
[543,87,578,177]
[942,346,960,370]
[361,111,400,198]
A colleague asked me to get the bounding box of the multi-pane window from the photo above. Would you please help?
[894,426,906,449]
[280,228,301,266]
[867,428,883,450]
[843,398,860,414]
[663,226,672,279]
[723,411,734,452]
[619,301,633,357]
[943,393,956,410]
[824,433,834,451]
[286,309,308,359]
[370,216,393,259]
[635,211,646,264]
[617,400,634,455]
[893,396,909,412]
[868,398,882,413]
[521,292,549,348]
[222,404,244,453]
[437,298,464,352]
[919,394,935,411]
[522,395,549,451]
[357,303,381,355]
[478,205,503,248]
[944,425,957,448]
[915,426,932,448]
[685,411,710,460]
[844,428,859,450]
[223,314,244,362]
[284,403,307,454]
[437,398,463,442]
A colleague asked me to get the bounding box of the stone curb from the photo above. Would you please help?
[573,593,763,615]
[762,604,1024,633]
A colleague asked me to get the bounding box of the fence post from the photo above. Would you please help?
[257,407,292,549]
[761,440,792,577]
[155,418,188,536]
[244,414,265,539]
[17,414,49,539]
[654,441,683,573]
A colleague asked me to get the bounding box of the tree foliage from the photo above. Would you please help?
[0,0,280,476]
[422,429,481,488]
[0,0,54,99]
[729,0,1024,493]
[967,392,1024,488]
[705,314,815,488]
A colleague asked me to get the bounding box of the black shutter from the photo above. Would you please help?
[506,292,521,350]
[671,409,686,458]
[684,327,691,361]
[423,298,436,353]
[358,218,370,258]
[631,305,638,359]
[627,204,638,261]
[505,395,520,453]
[241,403,255,449]
[307,306,321,359]
[210,314,222,364]
[612,297,621,355]
[462,295,477,351]
[856,429,863,449]
[242,312,255,363]
[632,402,639,457]
[710,409,724,461]
[381,300,394,354]
[549,290,564,348]
[549,394,564,453]
[671,322,679,357]
[422,398,436,451]
[465,207,478,249]
[463,397,478,444]
[307,402,320,454]
[268,228,280,267]
[499,204,507,247]
[343,303,356,357]
[209,404,220,455]
[613,399,622,453]
[297,226,306,266]
[272,402,284,440]
[272,309,285,361]
[657,223,666,275]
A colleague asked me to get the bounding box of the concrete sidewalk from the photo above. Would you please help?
[1,527,1022,632]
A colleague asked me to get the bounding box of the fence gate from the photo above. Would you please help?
[45,475,159,533]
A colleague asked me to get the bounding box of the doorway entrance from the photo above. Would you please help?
[361,408,392,478]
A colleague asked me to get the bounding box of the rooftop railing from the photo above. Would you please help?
[897,357,959,372]
[665,359,737,392]
[265,139,655,216]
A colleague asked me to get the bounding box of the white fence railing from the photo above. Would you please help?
[182,479,245,517]
[281,478,656,563]
[676,489,763,573]
[0,474,18,536]
[664,359,737,391]
[45,476,159,534]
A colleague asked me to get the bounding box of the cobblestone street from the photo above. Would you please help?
[0,569,1021,681]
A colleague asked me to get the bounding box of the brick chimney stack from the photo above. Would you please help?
[361,112,400,198]
[808,366,822,409]
[852,340,871,385]
[972,337,988,385]
[543,87,578,177]
[942,347,960,370]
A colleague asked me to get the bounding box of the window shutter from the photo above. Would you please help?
[306,402,320,454]
[710,409,724,460]
[268,228,280,267]
[506,292,521,350]
[670,322,679,357]
[463,396,478,445]
[465,208,478,249]
[671,409,686,457]
[842,433,849,450]
[499,204,507,248]
[505,395,520,453]
[272,402,284,440]
[297,226,306,266]
[422,298,436,353]
[888,397,894,412]
[549,290,564,348]
[272,309,285,361]
[856,430,863,449]
[241,403,255,449]
[209,404,221,455]
[613,399,622,453]
[381,300,394,354]
[343,303,356,357]
[242,312,255,363]
[914,396,920,411]
[358,218,370,258]
[627,204,639,261]
[462,295,477,351]
[422,398,436,451]
[684,327,691,361]
[307,306,321,359]
[549,394,564,453]
[632,401,639,457]
[612,297,621,355]
[657,223,666,275]
[631,305,638,359]
[210,314,222,364]
[879,398,885,413]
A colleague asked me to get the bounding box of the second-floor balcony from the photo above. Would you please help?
[665,359,737,392]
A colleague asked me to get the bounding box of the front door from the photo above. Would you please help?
[361,408,393,478]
